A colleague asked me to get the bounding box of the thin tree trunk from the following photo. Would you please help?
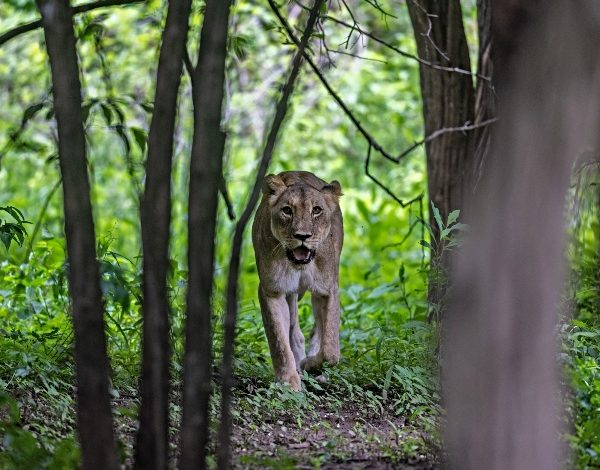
[36,1,118,468]
[216,1,325,467]
[179,0,232,468]
[445,1,600,468]
[135,0,192,468]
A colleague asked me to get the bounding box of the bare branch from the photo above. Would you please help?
[271,0,498,168]
[1,0,144,47]
[292,0,491,81]
[396,118,499,161]
[330,14,490,81]
[219,176,236,221]
[408,0,449,60]
[365,144,424,207]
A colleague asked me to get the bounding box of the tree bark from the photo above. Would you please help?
[406,0,475,238]
[179,0,232,468]
[216,1,325,467]
[406,1,476,310]
[135,0,192,468]
[445,1,600,468]
[36,1,119,468]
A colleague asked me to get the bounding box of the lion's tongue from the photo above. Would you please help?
[293,246,311,261]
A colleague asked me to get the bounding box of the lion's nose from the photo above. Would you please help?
[293,232,311,241]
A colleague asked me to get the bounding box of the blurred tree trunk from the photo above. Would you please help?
[36,1,119,468]
[135,0,192,468]
[179,0,232,468]
[471,0,495,191]
[445,1,600,468]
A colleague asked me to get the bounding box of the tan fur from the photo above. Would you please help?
[251,171,343,391]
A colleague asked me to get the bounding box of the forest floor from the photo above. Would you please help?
[108,383,440,469]
[227,405,439,469]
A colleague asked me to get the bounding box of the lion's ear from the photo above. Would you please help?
[322,180,343,197]
[263,174,286,200]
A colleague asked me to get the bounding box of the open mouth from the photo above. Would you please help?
[286,246,316,265]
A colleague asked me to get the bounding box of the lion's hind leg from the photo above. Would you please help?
[301,290,340,372]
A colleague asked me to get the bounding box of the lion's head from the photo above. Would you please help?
[262,173,342,266]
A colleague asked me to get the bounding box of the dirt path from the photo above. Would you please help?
[230,405,439,469]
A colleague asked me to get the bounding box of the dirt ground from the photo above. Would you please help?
[113,391,439,469]
[10,386,440,469]
[229,406,439,469]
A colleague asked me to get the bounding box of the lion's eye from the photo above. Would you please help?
[312,206,322,216]
[281,206,293,216]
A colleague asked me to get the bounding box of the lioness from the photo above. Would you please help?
[252,171,343,391]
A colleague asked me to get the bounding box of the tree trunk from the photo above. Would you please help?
[179,0,232,468]
[406,0,475,237]
[445,1,600,468]
[135,0,192,468]
[36,1,119,468]
[406,1,476,310]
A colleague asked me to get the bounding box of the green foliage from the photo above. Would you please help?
[563,161,600,469]
[0,0,597,467]
[0,391,80,470]
[0,206,31,250]
[563,319,600,468]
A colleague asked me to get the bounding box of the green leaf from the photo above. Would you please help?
[431,202,444,231]
[100,103,113,126]
[130,127,147,154]
[21,103,45,127]
[383,364,394,394]
[447,209,460,226]
[1,205,26,222]
[419,239,432,250]
[0,231,12,250]
[114,124,131,156]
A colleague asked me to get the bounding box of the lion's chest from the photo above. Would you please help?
[263,260,328,295]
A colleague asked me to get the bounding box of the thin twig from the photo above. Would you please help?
[219,176,236,221]
[0,0,144,47]
[22,178,62,262]
[408,0,449,61]
[396,118,499,161]
[363,0,397,19]
[292,0,491,82]
[325,47,387,63]
[328,15,489,81]
[381,218,420,250]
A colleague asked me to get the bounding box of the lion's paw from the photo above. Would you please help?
[279,371,302,392]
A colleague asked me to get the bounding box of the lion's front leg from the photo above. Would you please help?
[258,285,301,391]
[301,289,340,372]
[287,293,306,371]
